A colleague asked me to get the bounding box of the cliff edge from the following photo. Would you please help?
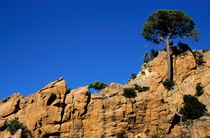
[0,50,210,138]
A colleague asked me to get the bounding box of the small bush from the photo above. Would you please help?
[152,134,160,138]
[129,73,137,80]
[202,49,208,53]
[122,88,136,98]
[127,73,137,83]
[196,54,205,65]
[117,132,128,138]
[133,84,149,92]
[178,43,191,53]
[5,118,28,137]
[204,112,210,116]
[179,95,207,120]
[150,49,159,59]
[143,49,159,63]
[163,79,175,90]
[143,53,150,63]
[195,83,204,97]
[88,81,107,90]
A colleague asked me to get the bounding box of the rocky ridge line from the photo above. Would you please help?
[0,50,210,138]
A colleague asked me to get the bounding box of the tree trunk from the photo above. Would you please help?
[165,40,173,82]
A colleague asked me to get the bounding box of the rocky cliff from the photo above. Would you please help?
[0,50,210,138]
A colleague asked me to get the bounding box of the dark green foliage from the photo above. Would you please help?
[195,83,204,97]
[196,54,205,65]
[122,88,136,98]
[178,43,191,53]
[163,79,175,90]
[190,29,200,42]
[152,134,160,138]
[117,132,128,138]
[88,81,108,90]
[171,42,192,56]
[129,73,137,80]
[5,118,28,137]
[150,49,159,59]
[204,112,210,116]
[142,10,198,44]
[133,84,150,92]
[202,49,208,53]
[179,95,207,120]
[143,52,150,63]
[143,49,159,63]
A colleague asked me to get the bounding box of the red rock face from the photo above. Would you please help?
[0,50,210,138]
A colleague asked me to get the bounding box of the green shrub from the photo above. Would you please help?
[163,79,175,90]
[5,118,28,137]
[143,53,150,63]
[152,134,160,138]
[122,88,136,98]
[133,84,150,92]
[179,95,207,120]
[129,73,137,80]
[150,49,159,59]
[88,81,107,90]
[143,49,158,63]
[196,54,205,65]
[178,42,191,53]
[127,73,137,83]
[195,83,204,97]
[117,132,128,138]
[202,49,208,53]
[204,112,210,116]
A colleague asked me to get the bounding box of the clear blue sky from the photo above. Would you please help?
[0,0,209,99]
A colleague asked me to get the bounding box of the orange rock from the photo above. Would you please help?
[0,50,210,137]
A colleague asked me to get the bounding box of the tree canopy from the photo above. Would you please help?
[142,10,198,44]
[88,81,107,90]
[141,10,199,82]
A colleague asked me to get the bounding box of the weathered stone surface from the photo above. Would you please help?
[0,119,5,128]
[0,50,210,137]
[60,86,90,137]
[0,93,23,118]
[0,129,22,138]
[0,78,67,137]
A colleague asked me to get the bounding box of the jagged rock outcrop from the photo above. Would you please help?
[0,77,67,137]
[0,50,210,138]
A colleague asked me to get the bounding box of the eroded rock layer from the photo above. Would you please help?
[0,50,210,138]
